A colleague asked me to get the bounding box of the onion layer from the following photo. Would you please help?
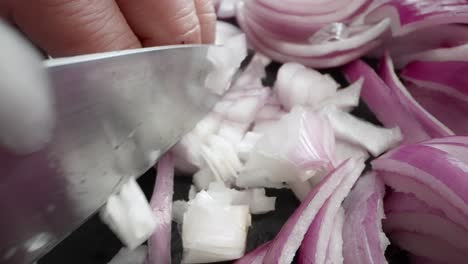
[263,158,365,264]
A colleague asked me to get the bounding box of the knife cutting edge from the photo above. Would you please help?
[0,38,246,264]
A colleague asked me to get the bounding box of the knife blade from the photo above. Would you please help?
[0,44,239,264]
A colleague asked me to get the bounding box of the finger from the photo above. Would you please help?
[116,0,202,46]
[5,0,141,57]
[194,0,216,44]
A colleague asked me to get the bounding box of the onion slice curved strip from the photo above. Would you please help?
[389,232,467,264]
[369,25,468,68]
[384,192,468,253]
[342,173,388,264]
[365,0,468,36]
[343,55,453,144]
[394,40,468,67]
[404,83,468,135]
[263,158,365,264]
[372,141,468,228]
[236,1,390,68]
[147,154,175,264]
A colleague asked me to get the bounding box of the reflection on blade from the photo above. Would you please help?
[0,44,243,264]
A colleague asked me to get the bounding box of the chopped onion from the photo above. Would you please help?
[237,132,263,161]
[108,246,147,264]
[200,135,243,185]
[231,54,271,89]
[274,63,339,111]
[342,173,389,264]
[206,182,276,214]
[193,167,216,190]
[216,0,240,19]
[233,242,270,264]
[181,191,251,263]
[263,158,365,264]
[334,139,369,164]
[237,106,336,188]
[172,200,188,225]
[173,34,250,173]
[318,78,363,112]
[147,154,175,264]
[100,177,156,250]
[215,21,243,45]
[323,106,402,156]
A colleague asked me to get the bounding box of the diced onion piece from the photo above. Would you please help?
[193,167,216,190]
[207,182,276,214]
[334,139,369,164]
[217,0,240,19]
[215,21,242,45]
[318,78,363,112]
[275,63,339,110]
[288,179,313,202]
[182,191,251,263]
[201,135,243,185]
[206,34,248,95]
[238,107,336,188]
[237,132,263,161]
[231,54,271,89]
[324,106,402,157]
[108,246,147,264]
[172,200,188,225]
[100,177,156,250]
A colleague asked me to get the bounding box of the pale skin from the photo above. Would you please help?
[0,0,216,56]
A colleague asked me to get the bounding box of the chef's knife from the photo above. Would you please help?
[0,44,240,264]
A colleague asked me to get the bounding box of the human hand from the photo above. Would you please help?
[0,0,216,57]
[0,0,216,153]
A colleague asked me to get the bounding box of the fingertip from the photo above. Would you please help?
[117,0,203,46]
[194,0,216,44]
[9,0,141,57]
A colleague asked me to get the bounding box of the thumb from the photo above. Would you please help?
[0,20,55,154]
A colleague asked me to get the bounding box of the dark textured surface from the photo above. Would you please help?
[39,64,409,264]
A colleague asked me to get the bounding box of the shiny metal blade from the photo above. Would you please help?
[0,45,234,264]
